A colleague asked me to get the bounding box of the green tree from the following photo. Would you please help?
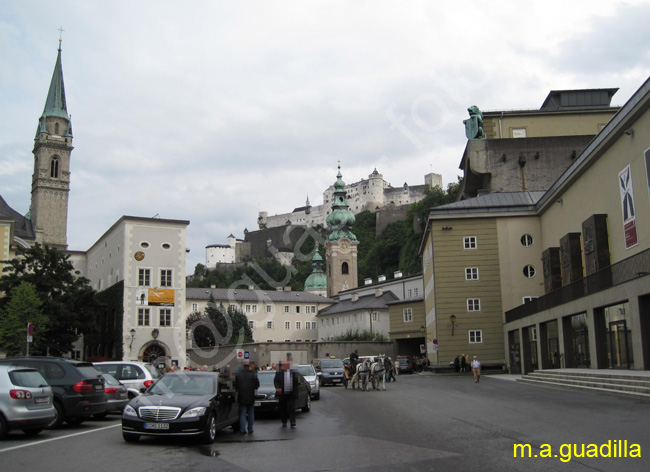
[0,281,46,355]
[0,244,98,356]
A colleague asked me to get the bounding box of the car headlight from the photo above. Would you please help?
[267,393,275,400]
[123,405,137,417]
[310,381,317,388]
[181,407,207,418]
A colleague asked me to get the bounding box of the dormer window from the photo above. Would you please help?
[50,157,59,178]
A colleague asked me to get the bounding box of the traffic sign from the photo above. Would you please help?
[244,351,250,359]
[26,335,33,343]
[27,323,34,336]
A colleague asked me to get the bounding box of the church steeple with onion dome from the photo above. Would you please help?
[325,164,359,297]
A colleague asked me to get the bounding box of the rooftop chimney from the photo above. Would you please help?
[352,292,359,302]
[375,288,384,297]
[378,275,386,282]
[394,270,403,279]
[364,278,373,286]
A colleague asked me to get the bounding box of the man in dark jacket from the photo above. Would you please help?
[274,361,299,428]
[235,361,260,434]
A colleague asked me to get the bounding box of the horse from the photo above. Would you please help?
[370,354,386,391]
[343,362,356,389]
[354,358,372,391]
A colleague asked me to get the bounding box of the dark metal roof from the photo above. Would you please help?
[429,191,545,216]
[0,195,35,240]
[317,291,399,316]
[186,287,335,304]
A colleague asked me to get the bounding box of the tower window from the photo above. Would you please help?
[55,122,59,135]
[50,157,59,178]
[342,262,349,274]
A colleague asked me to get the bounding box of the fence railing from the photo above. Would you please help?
[505,248,650,323]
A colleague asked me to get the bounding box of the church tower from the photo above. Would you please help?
[325,165,359,297]
[30,39,73,249]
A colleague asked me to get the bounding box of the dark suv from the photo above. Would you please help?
[0,357,107,428]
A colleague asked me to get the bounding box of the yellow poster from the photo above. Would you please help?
[148,288,175,306]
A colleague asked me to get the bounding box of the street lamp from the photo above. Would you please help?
[129,329,136,350]
[450,314,456,336]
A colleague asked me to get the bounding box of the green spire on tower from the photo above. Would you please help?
[326,164,357,241]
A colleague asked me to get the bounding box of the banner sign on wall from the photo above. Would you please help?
[619,164,638,249]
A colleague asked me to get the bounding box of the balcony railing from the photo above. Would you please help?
[505,248,650,323]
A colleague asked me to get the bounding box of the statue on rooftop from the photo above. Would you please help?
[463,105,486,139]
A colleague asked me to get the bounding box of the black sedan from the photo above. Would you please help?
[121,371,238,443]
[254,370,311,413]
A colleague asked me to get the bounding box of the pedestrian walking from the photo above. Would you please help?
[454,355,460,372]
[386,357,396,382]
[274,361,299,428]
[460,354,467,373]
[471,355,481,383]
[235,360,260,434]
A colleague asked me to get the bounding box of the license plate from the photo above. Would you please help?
[254,402,261,407]
[332,379,341,383]
[34,397,50,404]
[119,393,127,399]
[144,423,169,430]
[95,384,103,391]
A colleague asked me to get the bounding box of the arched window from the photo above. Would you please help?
[50,157,59,178]
[342,262,349,274]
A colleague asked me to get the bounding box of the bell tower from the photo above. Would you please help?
[31,38,73,249]
[325,165,359,297]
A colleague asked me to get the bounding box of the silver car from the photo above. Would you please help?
[296,364,320,400]
[0,365,55,439]
[94,361,161,399]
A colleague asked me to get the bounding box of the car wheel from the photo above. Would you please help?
[302,395,311,413]
[200,413,217,444]
[0,414,8,440]
[23,428,43,437]
[47,401,65,429]
[92,411,109,420]
[123,432,140,443]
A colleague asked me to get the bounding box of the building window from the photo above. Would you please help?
[523,265,536,278]
[309,306,316,313]
[191,303,198,312]
[521,234,533,247]
[251,305,258,313]
[531,327,537,341]
[464,236,477,249]
[414,288,419,297]
[342,262,349,274]
[407,289,412,298]
[465,267,479,280]
[138,269,151,286]
[266,321,273,329]
[160,269,172,287]
[285,321,291,330]
[248,321,255,329]
[372,312,379,321]
[523,296,538,304]
[266,305,273,313]
[138,308,150,326]
[467,299,481,311]
[296,306,301,314]
[296,321,301,330]
[267,339,273,342]
[50,157,59,178]
[284,305,290,314]
[311,322,317,329]
[403,308,413,322]
[245,304,252,313]
[512,128,527,138]
[159,308,171,326]
[469,330,483,343]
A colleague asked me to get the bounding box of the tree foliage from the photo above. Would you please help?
[0,244,98,356]
[0,281,46,355]
[186,294,254,348]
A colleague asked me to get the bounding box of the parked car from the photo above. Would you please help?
[122,371,238,443]
[254,370,311,413]
[396,355,413,374]
[314,358,345,386]
[295,364,320,400]
[0,365,55,439]
[94,373,129,418]
[0,357,106,428]
[94,361,161,399]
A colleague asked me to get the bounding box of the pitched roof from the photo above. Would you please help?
[318,291,399,316]
[0,195,34,240]
[186,287,335,304]
[429,191,545,216]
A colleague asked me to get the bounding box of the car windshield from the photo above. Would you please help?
[144,364,162,379]
[10,370,48,388]
[296,365,315,377]
[101,373,120,386]
[258,371,276,386]
[149,374,216,395]
[320,359,343,368]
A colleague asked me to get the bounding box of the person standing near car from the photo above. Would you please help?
[235,361,260,434]
[274,361,299,428]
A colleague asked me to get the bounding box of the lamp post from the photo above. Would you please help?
[450,314,456,336]
[129,328,136,350]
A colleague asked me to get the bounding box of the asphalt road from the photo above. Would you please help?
[1,373,647,472]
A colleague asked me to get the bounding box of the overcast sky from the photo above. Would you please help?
[2,0,650,274]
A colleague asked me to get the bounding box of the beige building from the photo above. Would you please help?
[423,79,650,372]
[186,287,334,343]
[388,297,426,357]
